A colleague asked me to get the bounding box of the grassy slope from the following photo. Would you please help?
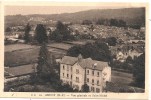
[111,70,133,85]
[5,48,39,67]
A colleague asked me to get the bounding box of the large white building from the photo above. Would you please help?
[60,54,111,92]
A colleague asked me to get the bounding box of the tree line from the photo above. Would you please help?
[22,21,74,44]
[82,18,126,27]
[82,18,143,29]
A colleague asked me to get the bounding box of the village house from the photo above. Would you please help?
[60,54,111,92]
[111,42,144,62]
[115,48,144,62]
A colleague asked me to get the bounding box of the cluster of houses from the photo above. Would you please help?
[110,41,145,62]
[69,24,144,40]
[5,23,145,45]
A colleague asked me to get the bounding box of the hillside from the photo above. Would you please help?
[5,7,145,27]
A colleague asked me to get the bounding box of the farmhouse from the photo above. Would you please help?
[60,54,111,92]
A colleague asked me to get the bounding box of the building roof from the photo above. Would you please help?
[60,56,78,65]
[60,55,109,71]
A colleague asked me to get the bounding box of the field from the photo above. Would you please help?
[111,70,133,85]
[5,43,68,67]
[5,64,36,77]
[47,43,73,50]
[5,44,38,52]
[5,47,40,67]
[64,40,94,45]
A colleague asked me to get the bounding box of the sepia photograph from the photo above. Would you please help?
[2,2,148,98]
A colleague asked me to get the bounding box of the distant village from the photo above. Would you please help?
[5,22,145,63]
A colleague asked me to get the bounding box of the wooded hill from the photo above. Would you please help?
[5,7,145,27]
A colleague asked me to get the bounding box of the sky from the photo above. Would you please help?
[5,5,132,15]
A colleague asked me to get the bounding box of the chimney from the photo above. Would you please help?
[93,63,97,69]
[78,54,83,62]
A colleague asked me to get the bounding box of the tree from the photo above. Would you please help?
[36,43,51,80]
[81,84,89,92]
[67,45,82,57]
[67,41,111,62]
[126,56,133,64]
[24,23,31,43]
[133,53,145,88]
[35,24,48,44]
[5,27,11,32]
[106,37,117,46]
[94,40,111,62]
[96,19,105,25]
[60,84,74,92]
[50,21,71,42]
[110,19,119,26]
[118,19,126,27]
[82,20,92,25]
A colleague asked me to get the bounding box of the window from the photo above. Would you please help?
[96,88,100,93]
[87,70,89,75]
[97,72,99,77]
[76,77,79,83]
[91,87,95,92]
[97,80,99,85]
[63,65,65,70]
[87,78,89,82]
[76,69,79,74]
[71,75,72,79]
[92,70,94,76]
[71,67,72,71]
[67,66,69,71]
[67,74,69,78]
[92,79,94,85]
[63,73,64,77]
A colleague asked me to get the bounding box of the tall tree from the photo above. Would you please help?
[24,23,31,43]
[50,21,71,42]
[35,24,48,44]
[37,43,51,79]
[133,53,145,88]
